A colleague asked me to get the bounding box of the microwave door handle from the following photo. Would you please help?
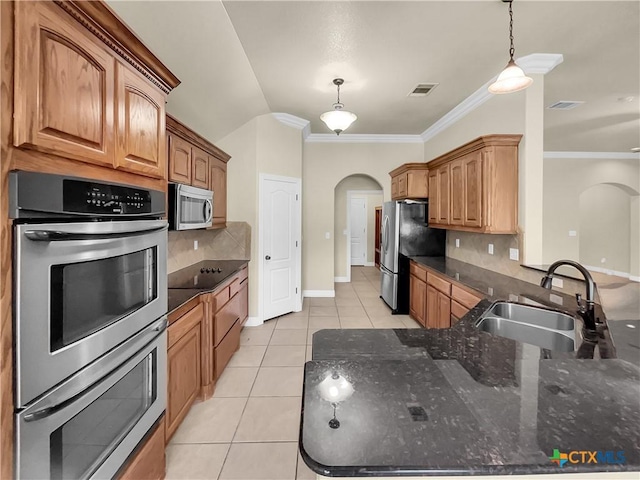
[24,225,167,242]
[204,199,213,224]
[22,318,167,423]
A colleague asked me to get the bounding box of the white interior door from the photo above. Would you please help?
[261,176,300,321]
[350,197,367,266]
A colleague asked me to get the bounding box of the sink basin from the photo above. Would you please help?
[486,302,575,331]
[475,301,577,352]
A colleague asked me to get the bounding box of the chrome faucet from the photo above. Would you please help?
[540,260,598,331]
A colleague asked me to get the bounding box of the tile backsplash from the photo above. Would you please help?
[168,221,251,273]
[445,231,587,295]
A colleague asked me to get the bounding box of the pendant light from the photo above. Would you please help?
[320,78,357,135]
[488,0,532,94]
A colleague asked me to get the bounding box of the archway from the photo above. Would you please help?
[578,182,639,277]
[333,174,384,282]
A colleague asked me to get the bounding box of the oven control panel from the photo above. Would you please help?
[64,179,153,215]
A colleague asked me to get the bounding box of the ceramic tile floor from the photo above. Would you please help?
[166,266,420,480]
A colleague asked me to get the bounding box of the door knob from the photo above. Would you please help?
[265,255,271,260]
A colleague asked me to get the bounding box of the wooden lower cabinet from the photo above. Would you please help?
[166,304,203,442]
[409,275,426,326]
[118,417,166,480]
[409,261,483,329]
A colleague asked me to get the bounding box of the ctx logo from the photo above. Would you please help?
[549,449,626,467]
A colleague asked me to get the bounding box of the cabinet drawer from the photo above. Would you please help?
[239,282,249,326]
[215,320,241,378]
[229,278,241,298]
[451,300,469,321]
[118,417,165,480]
[168,303,204,349]
[213,285,231,312]
[237,266,248,284]
[214,294,240,347]
[451,285,482,309]
[410,262,427,282]
[427,272,451,295]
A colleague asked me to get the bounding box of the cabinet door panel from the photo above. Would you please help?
[410,276,426,327]
[116,64,166,179]
[14,1,115,166]
[437,291,452,329]
[168,134,192,184]
[426,284,438,329]
[437,165,450,224]
[464,152,483,227]
[391,177,399,199]
[407,171,428,198]
[192,147,209,188]
[397,173,408,198]
[214,294,240,347]
[239,281,249,325]
[449,159,464,226]
[209,157,227,227]
[167,324,201,441]
[428,171,438,223]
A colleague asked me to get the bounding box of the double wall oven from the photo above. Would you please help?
[10,171,168,479]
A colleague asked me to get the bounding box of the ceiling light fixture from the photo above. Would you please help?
[488,0,532,95]
[320,78,357,135]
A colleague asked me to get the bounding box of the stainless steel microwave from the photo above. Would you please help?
[169,183,214,230]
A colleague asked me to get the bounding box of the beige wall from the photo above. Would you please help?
[303,142,424,292]
[333,175,383,278]
[543,157,640,277]
[219,114,304,318]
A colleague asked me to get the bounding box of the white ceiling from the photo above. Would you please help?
[108,1,639,152]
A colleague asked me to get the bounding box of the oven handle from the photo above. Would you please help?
[24,224,167,242]
[22,318,167,423]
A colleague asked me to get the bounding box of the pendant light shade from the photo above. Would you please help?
[321,78,357,135]
[489,0,532,95]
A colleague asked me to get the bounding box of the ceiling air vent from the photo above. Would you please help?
[547,101,585,110]
[408,83,438,97]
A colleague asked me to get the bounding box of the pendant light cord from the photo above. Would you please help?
[508,0,515,61]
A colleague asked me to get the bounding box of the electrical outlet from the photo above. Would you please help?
[601,257,606,264]
[509,248,519,261]
[455,238,460,248]
[193,275,198,286]
[343,229,348,236]
[193,240,198,250]
[488,244,494,255]
[488,287,494,296]
[552,277,564,288]
[549,294,564,306]
[569,230,577,237]
[325,232,331,239]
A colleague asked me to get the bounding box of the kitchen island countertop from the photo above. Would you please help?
[300,258,640,478]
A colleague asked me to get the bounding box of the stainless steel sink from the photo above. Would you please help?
[486,302,575,331]
[475,302,577,352]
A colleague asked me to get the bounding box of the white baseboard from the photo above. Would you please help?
[364,262,375,267]
[243,316,263,327]
[303,289,336,298]
[334,276,349,283]
[584,265,640,283]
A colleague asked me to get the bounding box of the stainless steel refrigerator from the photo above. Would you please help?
[380,200,445,313]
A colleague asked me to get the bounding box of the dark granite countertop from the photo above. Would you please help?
[300,257,640,476]
[167,260,248,313]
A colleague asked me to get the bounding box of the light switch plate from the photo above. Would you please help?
[488,244,494,255]
[455,238,460,248]
[325,232,331,239]
[343,229,348,236]
[509,248,519,261]
[569,230,577,237]
[194,240,198,250]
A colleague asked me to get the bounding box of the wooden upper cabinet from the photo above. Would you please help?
[425,134,521,233]
[168,133,192,184]
[192,147,209,189]
[115,64,166,179]
[389,163,429,200]
[463,152,483,227]
[436,165,450,225]
[449,159,464,226]
[428,170,438,223]
[209,157,228,228]
[13,1,115,167]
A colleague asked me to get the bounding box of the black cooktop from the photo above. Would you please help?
[168,260,248,290]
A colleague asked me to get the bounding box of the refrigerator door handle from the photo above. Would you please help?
[382,215,389,253]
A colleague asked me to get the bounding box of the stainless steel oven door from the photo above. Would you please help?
[15,219,168,407]
[16,319,167,480]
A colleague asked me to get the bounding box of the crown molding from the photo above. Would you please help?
[421,53,564,143]
[271,113,311,139]
[305,133,423,144]
[544,151,640,160]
